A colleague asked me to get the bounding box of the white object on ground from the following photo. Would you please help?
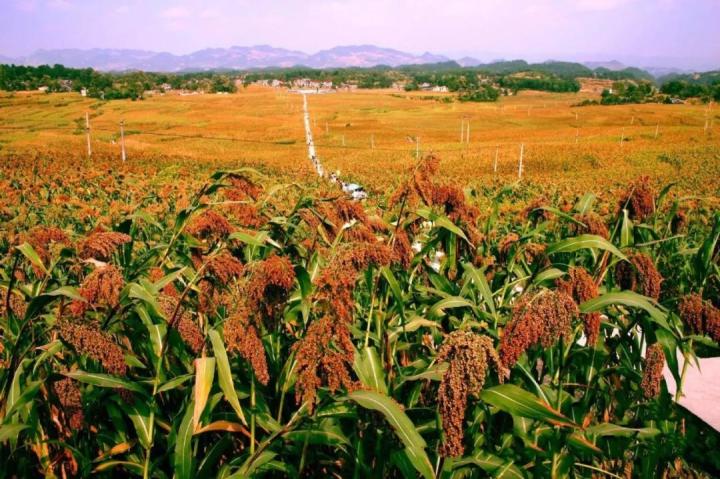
[663,352,720,432]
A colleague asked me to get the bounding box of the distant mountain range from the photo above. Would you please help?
[0,44,705,76]
[1,45,451,72]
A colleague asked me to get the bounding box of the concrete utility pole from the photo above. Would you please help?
[85,112,91,159]
[655,123,660,139]
[460,119,465,143]
[494,145,499,173]
[620,127,625,147]
[416,137,420,160]
[342,135,346,147]
[518,143,524,179]
[466,121,470,144]
[120,120,126,162]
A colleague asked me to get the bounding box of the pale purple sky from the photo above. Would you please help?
[1,0,718,69]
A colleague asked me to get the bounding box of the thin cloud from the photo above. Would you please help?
[574,0,635,11]
[47,0,73,9]
[161,6,191,18]
[13,0,37,12]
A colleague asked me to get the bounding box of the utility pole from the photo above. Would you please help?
[620,127,625,147]
[494,145,499,174]
[85,112,91,159]
[416,137,420,160]
[575,128,579,144]
[370,134,375,150]
[460,119,465,143]
[466,121,470,144]
[342,135,345,147]
[518,143,524,179]
[120,120,126,162]
[655,123,660,139]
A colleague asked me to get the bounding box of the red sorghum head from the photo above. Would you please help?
[641,343,665,399]
[437,332,506,457]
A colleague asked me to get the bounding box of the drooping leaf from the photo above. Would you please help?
[353,346,388,394]
[580,292,670,330]
[454,451,525,479]
[480,384,576,428]
[209,330,247,425]
[193,357,216,431]
[126,400,155,449]
[64,371,145,394]
[586,423,660,439]
[348,390,433,479]
[0,424,28,443]
[174,401,195,479]
[546,234,626,260]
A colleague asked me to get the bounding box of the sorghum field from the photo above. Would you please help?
[1,88,720,478]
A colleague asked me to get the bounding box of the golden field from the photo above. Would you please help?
[3,86,720,479]
[1,85,718,200]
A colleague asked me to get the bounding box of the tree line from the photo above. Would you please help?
[2,62,718,104]
[0,64,237,99]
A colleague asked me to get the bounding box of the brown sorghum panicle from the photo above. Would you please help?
[68,265,125,317]
[572,213,610,239]
[437,332,506,457]
[186,210,234,241]
[498,233,520,260]
[229,204,265,228]
[224,310,270,385]
[641,343,665,399]
[388,154,440,209]
[78,231,131,261]
[619,176,655,221]
[1,292,27,318]
[22,226,69,268]
[292,316,356,411]
[177,317,205,355]
[521,196,553,223]
[245,255,296,321]
[499,290,578,369]
[226,174,262,201]
[615,253,662,300]
[204,252,244,286]
[157,295,204,354]
[679,293,720,342]
[679,294,705,334]
[314,242,393,323]
[392,229,413,269]
[556,267,602,345]
[53,378,84,430]
[58,320,127,376]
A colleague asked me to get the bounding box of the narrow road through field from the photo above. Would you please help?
[300,93,367,199]
[302,93,324,178]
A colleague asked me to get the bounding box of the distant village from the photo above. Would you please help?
[247,78,449,93]
[32,77,449,97]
